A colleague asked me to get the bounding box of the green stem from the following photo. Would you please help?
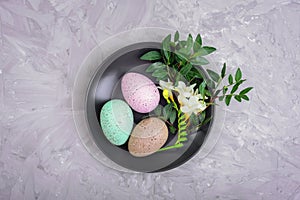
[158,116,175,127]
[175,110,187,144]
[213,93,240,101]
[158,110,187,152]
[158,143,183,152]
[172,100,179,111]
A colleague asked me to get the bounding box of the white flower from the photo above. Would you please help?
[192,89,208,100]
[159,79,174,94]
[159,79,175,103]
[177,94,187,105]
[180,96,207,117]
[175,81,196,98]
[159,80,208,117]
[191,90,203,100]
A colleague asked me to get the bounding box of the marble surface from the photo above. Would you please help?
[0,0,299,199]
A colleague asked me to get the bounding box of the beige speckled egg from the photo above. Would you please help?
[128,117,168,157]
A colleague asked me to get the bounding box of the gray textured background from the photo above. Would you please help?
[0,0,300,199]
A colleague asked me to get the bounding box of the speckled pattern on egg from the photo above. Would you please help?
[121,72,160,113]
[128,117,168,157]
[100,99,133,146]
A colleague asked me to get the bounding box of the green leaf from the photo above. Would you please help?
[225,95,232,106]
[199,82,206,99]
[179,48,191,55]
[176,48,190,61]
[162,106,169,120]
[152,68,167,76]
[215,89,222,96]
[205,89,212,97]
[240,94,249,101]
[202,46,216,55]
[175,53,188,63]
[162,34,171,62]
[180,65,192,77]
[205,78,216,89]
[174,31,179,42]
[152,69,168,79]
[206,69,220,82]
[187,34,193,50]
[219,96,225,101]
[153,105,163,116]
[234,95,242,102]
[231,83,239,94]
[195,34,202,46]
[228,74,233,84]
[191,47,210,57]
[146,62,165,73]
[193,41,201,52]
[238,79,247,85]
[199,111,206,123]
[163,104,173,120]
[186,68,203,80]
[189,113,199,126]
[221,63,226,78]
[190,56,209,66]
[179,63,193,76]
[235,68,242,82]
[170,42,176,48]
[140,51,162,61]
[169,126,176,134]
[157,73,168,81]
[174,54,182,63]
[239,87,253,95]
[201,116,212,126]
[169,110,177,124]
[178,40,187,48]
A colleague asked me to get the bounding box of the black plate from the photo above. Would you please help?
[86,42,214,172]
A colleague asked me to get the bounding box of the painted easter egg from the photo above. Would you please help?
[100,99,134,146]
[121,72,160,113]
[128,117,168,157]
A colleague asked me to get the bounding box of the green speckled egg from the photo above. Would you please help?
[100,99,134,145]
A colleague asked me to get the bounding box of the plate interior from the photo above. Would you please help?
[86,42,213,172]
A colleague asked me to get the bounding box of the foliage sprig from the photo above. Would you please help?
[140,31,253,152]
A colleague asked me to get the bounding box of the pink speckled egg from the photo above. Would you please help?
[121,72,160,113]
